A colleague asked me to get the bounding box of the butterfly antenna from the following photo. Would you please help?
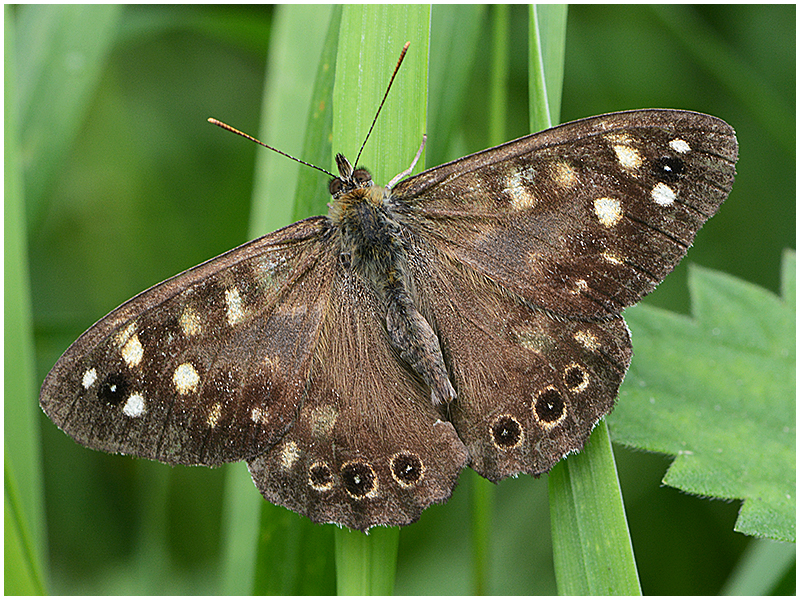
[353,41,411,168]
[207,118,336,178]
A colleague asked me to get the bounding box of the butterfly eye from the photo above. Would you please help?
[352,168,373,187]
[329,178,344,198]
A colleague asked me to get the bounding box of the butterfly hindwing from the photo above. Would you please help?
[40,218,331,466]
[393,110,738,319]
[248,261,468,530]
[404,239,631,481]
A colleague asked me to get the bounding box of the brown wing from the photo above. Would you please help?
[248,260,468,531]
[392,110,738,319]
[40,217,332,466]
[404,240,631,480]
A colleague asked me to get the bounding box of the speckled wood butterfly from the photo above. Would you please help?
[40,47,738,531]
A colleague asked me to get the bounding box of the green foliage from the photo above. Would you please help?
[611,253,796,543]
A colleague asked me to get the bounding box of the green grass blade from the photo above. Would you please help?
[248,5,334,237]
[528,4,567,131]
[720,538,796,595]
[333,5,430,594]
[529,6,641,594]
[549,422,641,594]
[292,5,342,221]
[427,5,486,168]
[16,5,122,228]
[5,7,47,594]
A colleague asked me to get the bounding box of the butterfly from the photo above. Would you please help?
[40,49,738,531]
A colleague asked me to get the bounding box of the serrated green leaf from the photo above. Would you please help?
[610,255,795,542]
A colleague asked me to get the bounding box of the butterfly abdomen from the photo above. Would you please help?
[331,185,455,405]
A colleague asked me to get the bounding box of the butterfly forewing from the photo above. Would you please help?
[393,110,738,319]
[40,217,331,466]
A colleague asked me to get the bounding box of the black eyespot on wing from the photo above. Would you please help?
[97,373,130,406]
[490,414,523,449]
[341,461,376,499]
[535,388,565,423]
[652,156,685,183]
[390,452,424,486]
[308,462,334,491]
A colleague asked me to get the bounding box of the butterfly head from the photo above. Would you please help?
[329,153,374,199]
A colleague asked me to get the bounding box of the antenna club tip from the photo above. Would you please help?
[208,117,219,124]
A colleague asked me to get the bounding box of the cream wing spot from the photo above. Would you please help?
[551,161,578,187]
[601,250,624,265]
[569,278,589,295]
[613,144,643,170]
[669,138,691,153]
[122,393,146,418]
[280,441,301,470]
[115,322,137,347]
[225,287,246,326]
[574,329,599,352]
[206,402,222,428]
[503,172,537,210]
[179,306,202,336]
[512,325,552,354]
[652,182,676,206]
[593,197,623,227]
[173,362,200,395]
[82,368,98,389]
[121,334,144,368]
[251,405,271,426]
[310,405,338,438]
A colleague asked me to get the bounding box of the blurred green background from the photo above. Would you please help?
[11,4,794,595]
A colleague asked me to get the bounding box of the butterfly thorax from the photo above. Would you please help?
[328,160,455,406]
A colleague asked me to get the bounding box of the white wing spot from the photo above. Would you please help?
[594,197,623,227]
[280,441,301,470]
[652,182,676,206]
[570,279,589,295]
[225,287,246,326]
[574,329,599,352]
[251,405,270,425]
[206,402,222,428]
[123,393,146,418]
[82,368,98,389]
[669,138,691,153]
[504,172,537,210]
[121,334,144,368]
[173,362,200,395]
[613,144,643,170]
[601,251,624,265]
[179,306,202,336]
